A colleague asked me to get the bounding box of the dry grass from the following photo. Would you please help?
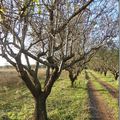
[38,68,46,80]
[0,68,70,87]
[0,68,22,86]
[0,67,52,86]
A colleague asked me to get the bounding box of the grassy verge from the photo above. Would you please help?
[88,72,118,120]
[88,70,118,89]
[0,71,90,120]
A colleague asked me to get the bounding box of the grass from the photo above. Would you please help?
[0,84,34,120]
[47,71,90,120]
[0,69,118,120]
[89,70,118,89]
[88,72,118,120]
[0,70,90,120]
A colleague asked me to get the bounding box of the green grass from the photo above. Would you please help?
[89,70,118,89]
[88,72,118,120]
[0,71,90,120]
[1,70,118,120]
[0,84,34,120]
[47,72,90,120]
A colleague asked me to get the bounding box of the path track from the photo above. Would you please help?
[87,81,116,120]
[86,72,116,120]
[89,72,118,99]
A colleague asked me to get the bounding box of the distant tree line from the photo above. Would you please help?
[88,41,119,80]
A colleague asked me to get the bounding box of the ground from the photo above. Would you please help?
[0,68,118,120]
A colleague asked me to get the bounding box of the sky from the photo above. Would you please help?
[0,56,36,66]
[0,0,118,66]
[0,57,9,66]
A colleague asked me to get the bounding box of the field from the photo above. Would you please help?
[0,68,118,120]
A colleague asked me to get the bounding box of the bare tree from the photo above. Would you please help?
[64,0,118,86]
[0,0,118,120]
[88,47,109,75]
[89,41,119,80]
[67,50,98,87]
[106,42,119,80]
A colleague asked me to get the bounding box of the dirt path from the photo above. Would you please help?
[87,80,115,120]
[89,72,118,99]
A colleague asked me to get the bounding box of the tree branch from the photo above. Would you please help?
[54,0,93,34]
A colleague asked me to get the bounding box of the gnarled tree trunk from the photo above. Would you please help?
[34,94,47,120]
[17,64,48,120]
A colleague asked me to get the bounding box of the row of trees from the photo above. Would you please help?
[0,0,118,120]
[88,41,119,80]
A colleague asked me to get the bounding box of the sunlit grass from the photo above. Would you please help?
[47,72,90,120]
[1,69,118,120]
[0,70,90,120]
[88,70,118,89]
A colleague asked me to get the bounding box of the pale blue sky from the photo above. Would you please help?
[0,56,36,66]
[0,57,9,66]
[0,0,118,66]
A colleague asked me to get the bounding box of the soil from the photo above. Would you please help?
[87,80,115,120]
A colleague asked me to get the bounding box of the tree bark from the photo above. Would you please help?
[69,71,77,87]
[104,71,107,76]
[114,73,119,80]
[85,71,89,80]
[44,67,61,98]
[69,71,74,87]
[71,79,75,87]
[45,66,50,86]
[34,94,48,120]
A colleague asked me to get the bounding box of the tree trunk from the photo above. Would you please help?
[85,71,89,80]
[104,71,107,76]
[71,80,75,87]
[45,66,50,86]
[34,95,48,120]
[69,71,76,87]
[70,76,77,87]
[114,73,119,80]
